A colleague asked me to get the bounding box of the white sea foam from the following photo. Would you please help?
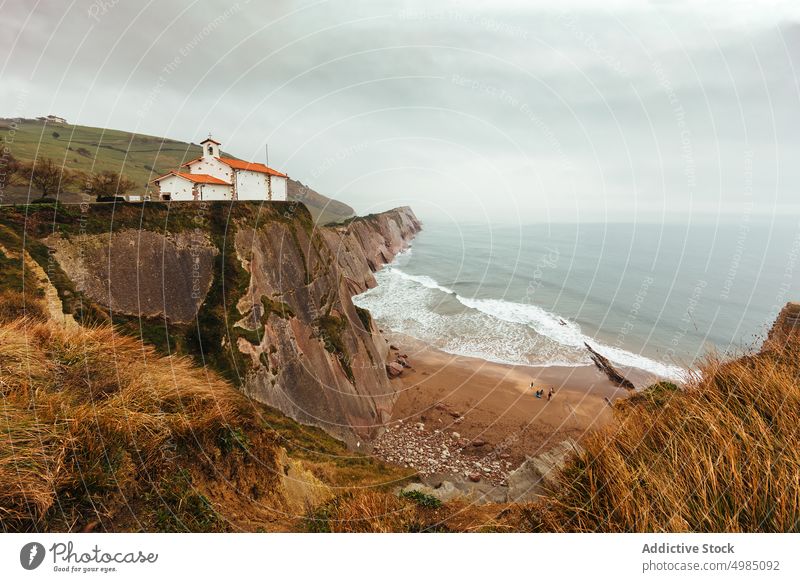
[392,246,413,263]
[455,294,685,380]
[389,267,455,295]
[354,266,687,382]
[456,296,585,347]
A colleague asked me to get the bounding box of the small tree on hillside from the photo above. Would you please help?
[1,153,23,188]
[83,170,137,201]
[18,157,77,200]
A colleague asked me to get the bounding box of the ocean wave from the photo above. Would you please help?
[388,267,455,295]
[456,296,585,347]
[454,294,685,380]
[355,267,686,382]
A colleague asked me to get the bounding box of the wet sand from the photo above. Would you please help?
[384,334,632,464]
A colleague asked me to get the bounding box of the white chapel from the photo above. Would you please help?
[152,137,288,202]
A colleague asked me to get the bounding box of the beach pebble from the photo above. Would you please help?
[370,414,515,487]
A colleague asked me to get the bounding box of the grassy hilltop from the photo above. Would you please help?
[0,117,354,224]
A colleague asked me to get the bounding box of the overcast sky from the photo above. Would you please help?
[2,0,799,222]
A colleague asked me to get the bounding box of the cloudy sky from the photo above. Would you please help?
[2,0,799,222]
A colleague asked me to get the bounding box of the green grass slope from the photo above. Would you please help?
[0,118,354,224]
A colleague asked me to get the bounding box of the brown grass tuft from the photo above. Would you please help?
[305,490,418,533]
[0,290,48,325]
[0,318,276,532]
[521,347,800,532]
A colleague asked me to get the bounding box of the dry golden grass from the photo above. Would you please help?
[0,317,272,531]
[4,275,797,533]
[522,347,800,532]
[305,490,418,533]
[304,489,520,533]
[0,290,48,324]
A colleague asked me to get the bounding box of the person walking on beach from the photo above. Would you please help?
[548,388,554,401]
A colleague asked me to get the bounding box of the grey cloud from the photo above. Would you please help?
[1,0,798,222]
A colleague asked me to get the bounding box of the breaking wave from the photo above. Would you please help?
[354,265,686,382]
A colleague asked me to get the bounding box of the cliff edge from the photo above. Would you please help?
[234,205,421,446]
[0,201,421,447]
[763,302,800,356]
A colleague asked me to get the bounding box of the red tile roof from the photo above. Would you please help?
[151,171,231,185]
[218,157,288,178]
[180,156,287,178]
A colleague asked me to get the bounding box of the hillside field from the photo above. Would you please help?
[0,117,354,224]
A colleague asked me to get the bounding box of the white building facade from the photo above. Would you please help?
[152,137,288,202]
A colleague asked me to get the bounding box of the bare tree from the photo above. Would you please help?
[18,157,76,200]
[1,152,23,190]
[83,170,137,201]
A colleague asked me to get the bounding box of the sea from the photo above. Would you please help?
[353,218,800,381]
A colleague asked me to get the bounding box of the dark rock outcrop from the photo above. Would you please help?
[585,342,636,390]
[386,362,404,378]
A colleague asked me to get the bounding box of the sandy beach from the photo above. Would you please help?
[377,333,632,471]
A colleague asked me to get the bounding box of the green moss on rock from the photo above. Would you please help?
[261,296,295,320]
[355,306,372,333]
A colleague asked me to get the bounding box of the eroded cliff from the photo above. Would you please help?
[0,201,420,447]
[233,206,421,445]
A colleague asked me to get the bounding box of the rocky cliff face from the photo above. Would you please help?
[1,202,420,448]
[234,206,421,446]
[46,230,217,324]
[320,209,422,295]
